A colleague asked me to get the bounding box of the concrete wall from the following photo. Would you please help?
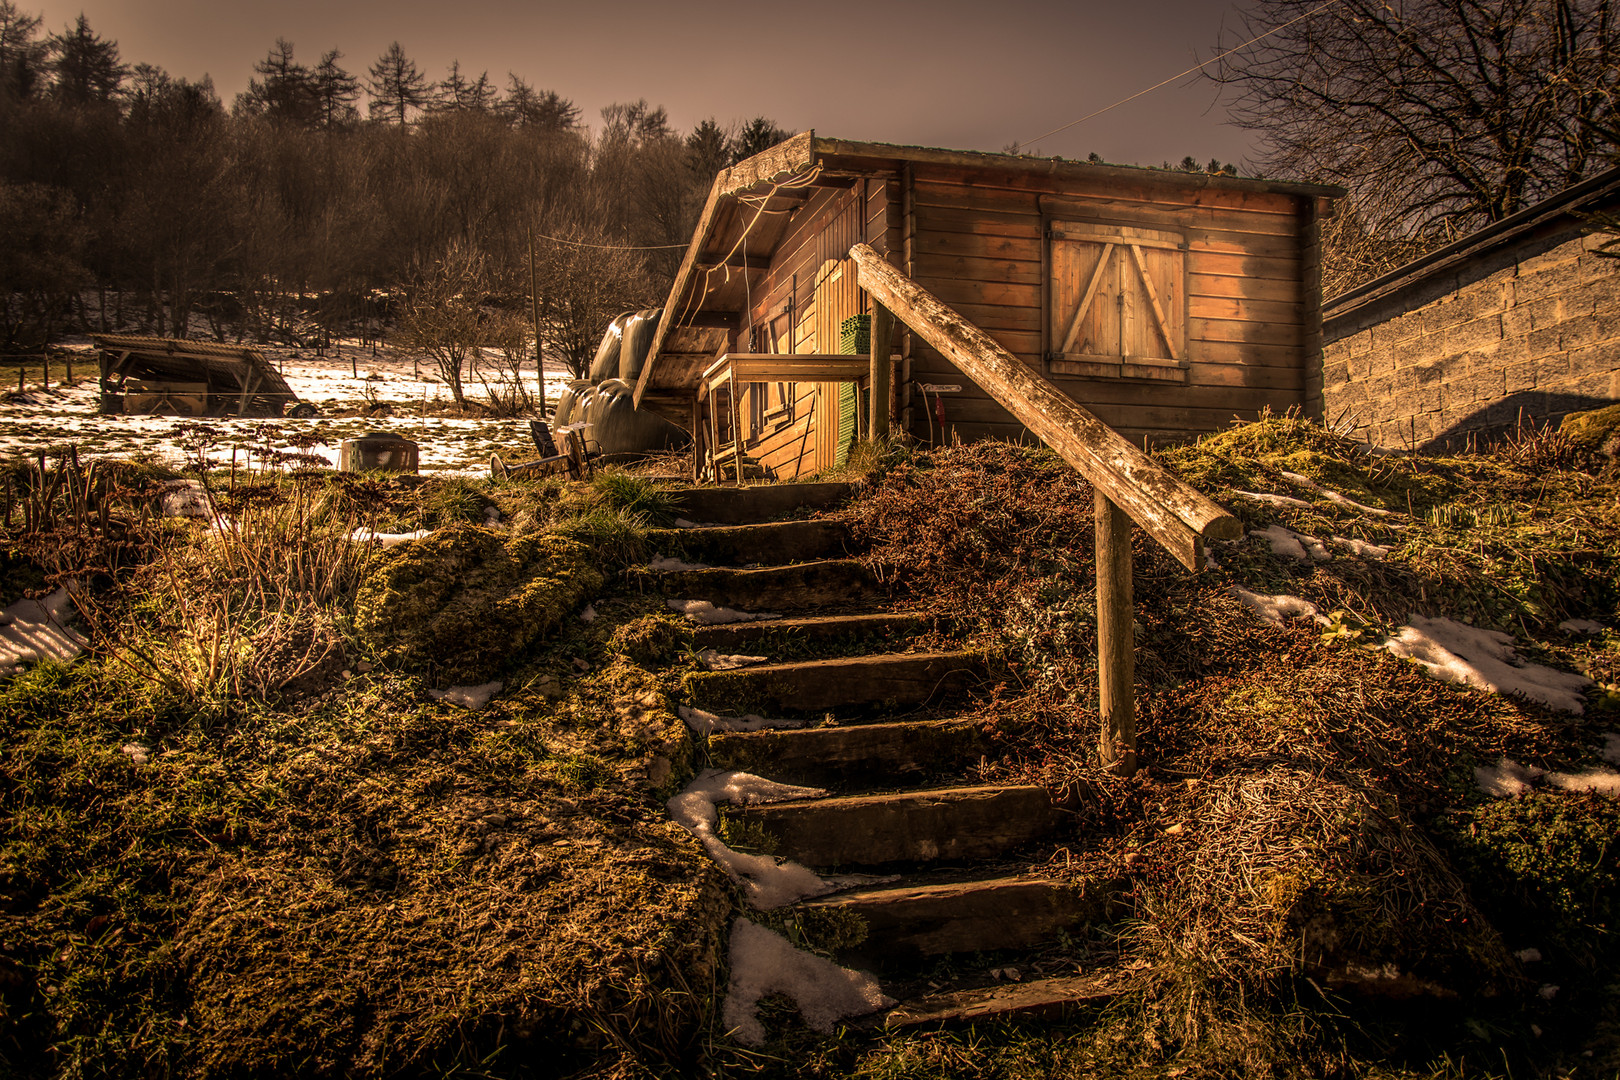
[1322,229,1620,449]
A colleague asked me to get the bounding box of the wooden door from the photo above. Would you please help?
[1050,222,1187,382]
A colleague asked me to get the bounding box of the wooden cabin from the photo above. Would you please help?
[633,133,1343,478]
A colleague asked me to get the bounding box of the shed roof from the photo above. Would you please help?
[634,132,1344,404]
[1323,164,1620,328]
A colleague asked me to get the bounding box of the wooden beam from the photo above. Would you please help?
[849,242,1237,572]
[699,252,772,273]
[870,303,894,439]
[1095,491,1136,773]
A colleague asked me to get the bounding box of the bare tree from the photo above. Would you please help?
[366,42,431,126]
[1215,0,1620,285]
[394,243,496,405]
[534,219,652,379]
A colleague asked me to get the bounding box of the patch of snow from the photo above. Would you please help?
[1322,489,1394,515]
[649,555,710,571]
[349,527,431,547]
[1546,768,1620,797]
[1516,948,1543,964]
[722,918,892,1046]
[1539,984,1560,1000]
[1230,586,1329,627]
[699,649,769,671]
[673,517,704,528]
[667,769,832,910]
[429,680,503,710]
[1251,524,1331,562]
[1233,489,1312,509]
[1559,618,1606,635]
[0,586,87,667]
[1476,755,1620,799]
[1334,536,1391,559]
[121,742,149,765]
[1384,615,1592,713]
[1602,732,1620,766]
[579,603,597,623]
[670,599,780,626]
[678,704,802,734]
[1474,757,1544,798]
[1279,471,1394,515]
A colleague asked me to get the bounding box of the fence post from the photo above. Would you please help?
[869,303,894,440]
[1096,490,1137,774]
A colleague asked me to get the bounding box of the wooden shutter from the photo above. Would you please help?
[1049,222,1187,382]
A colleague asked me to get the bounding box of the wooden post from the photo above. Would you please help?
[869,303,893,440]
[529,228,545,413]
[1096,491,1136,774]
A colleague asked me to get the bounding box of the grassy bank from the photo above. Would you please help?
[2,418,1618,1078]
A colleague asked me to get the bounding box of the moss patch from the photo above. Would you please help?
[353,525,603,684]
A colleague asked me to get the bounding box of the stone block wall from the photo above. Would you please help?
[1322,230,1620,449]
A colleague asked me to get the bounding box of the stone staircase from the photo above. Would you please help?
[652,481,1132,1028]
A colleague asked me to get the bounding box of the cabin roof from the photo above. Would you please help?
[635,131,1344,404]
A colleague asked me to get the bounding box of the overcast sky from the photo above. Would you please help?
[32,0,1262,167]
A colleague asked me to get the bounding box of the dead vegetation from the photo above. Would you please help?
[1,414,1617,1078]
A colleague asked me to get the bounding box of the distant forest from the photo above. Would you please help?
[0,3,792,372]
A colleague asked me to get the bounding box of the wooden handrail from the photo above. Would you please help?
[850,242,1241,774]
[849,243,1238,572]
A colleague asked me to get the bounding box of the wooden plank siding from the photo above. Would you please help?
[902,170,1311,446]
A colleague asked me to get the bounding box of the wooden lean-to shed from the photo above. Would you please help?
[633,133,1343,477]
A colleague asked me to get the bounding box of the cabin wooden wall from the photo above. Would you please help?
[732,179,900,477]
[900,166,1315,447]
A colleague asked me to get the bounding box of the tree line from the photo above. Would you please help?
[0,4,789,393]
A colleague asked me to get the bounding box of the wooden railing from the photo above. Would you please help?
[849,243,1240,773]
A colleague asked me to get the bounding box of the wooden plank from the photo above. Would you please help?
[1038,192,1303,234]
[913,230,1042,263]
[914,276,1041,310]
[1129,244,1178,358]
[896,160,1317,208]
[1096,491,1135,773]
[917,205,1044,239]
[1188,295,1304,326]
[852,242,1237,571]
[1051,224,1184,251]
[1186,250,1300,280]
[1188,273,1300,303]
[912,251,1043,285]
[1189,317,1304,347]
[1060,242,1115,355]
[725,130,815,194]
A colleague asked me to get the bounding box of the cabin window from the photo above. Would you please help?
[1047,221,1188,383]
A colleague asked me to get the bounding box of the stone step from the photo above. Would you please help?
[708,717,987,788]
[650,519,851,567]
[684,650,987,715]
[691,610,934,651]
[883,967,1136,1028]
[801,872,1125,962]
[660,560,878,613]
[736,783,1056,869]
[667,482,852,525]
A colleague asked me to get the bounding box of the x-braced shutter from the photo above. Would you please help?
[1049,222,1188,382]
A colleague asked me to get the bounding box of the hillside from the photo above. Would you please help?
[1,414,1617,1078]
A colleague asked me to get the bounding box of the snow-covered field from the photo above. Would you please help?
[1,342,579,475]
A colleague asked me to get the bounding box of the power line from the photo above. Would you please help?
[1014,0,1348,153]
[533,232,689,251]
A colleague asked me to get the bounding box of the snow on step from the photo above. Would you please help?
[738,784,1057,868]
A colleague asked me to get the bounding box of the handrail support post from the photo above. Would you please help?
[869,303,894,440]
[1096,490,1137,775]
